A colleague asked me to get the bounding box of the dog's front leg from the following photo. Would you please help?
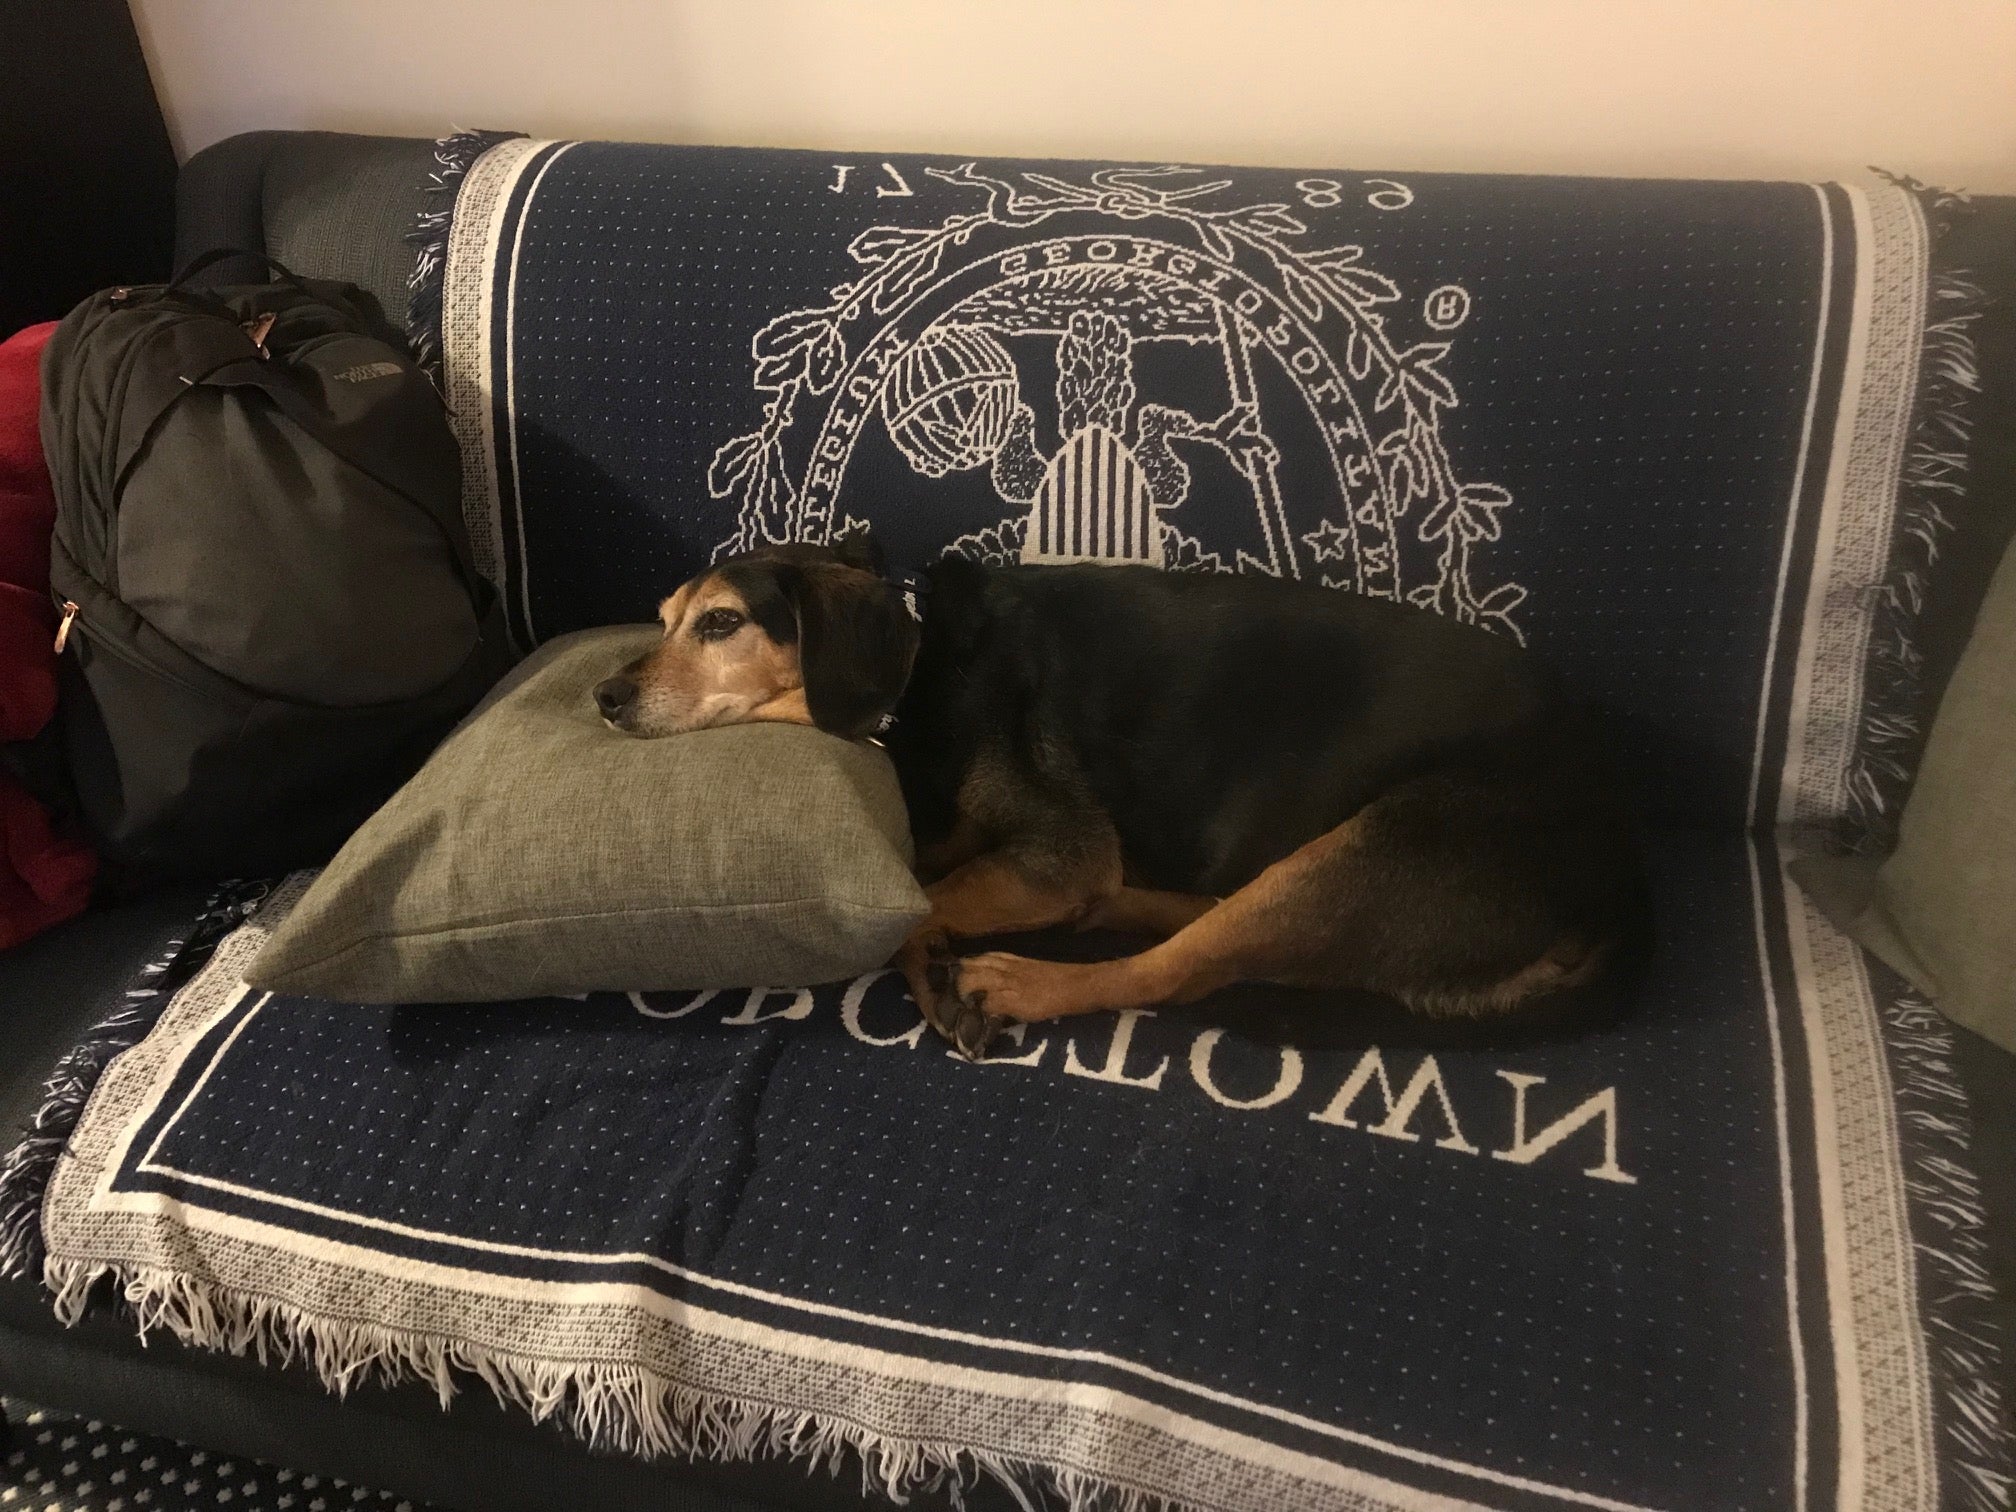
[895,852,1111,1060]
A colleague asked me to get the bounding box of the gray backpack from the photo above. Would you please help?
[39,252,515,889]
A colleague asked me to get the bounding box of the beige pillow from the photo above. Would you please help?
[1871,534,2016,1052]
[1797,535,2016,1054]
[249,626,927,1002]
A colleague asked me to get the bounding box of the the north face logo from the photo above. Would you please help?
[333,360,403,383]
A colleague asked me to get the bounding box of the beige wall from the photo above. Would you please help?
[131,0,2016,191]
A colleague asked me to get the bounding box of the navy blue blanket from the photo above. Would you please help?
[435,142,1963,840]
[17,142,2012,1512]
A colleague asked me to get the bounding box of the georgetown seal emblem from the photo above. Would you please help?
[709,164,1526,638]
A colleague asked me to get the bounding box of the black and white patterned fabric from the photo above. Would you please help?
[8,143,2011,1512]
[2,1398,433,1512]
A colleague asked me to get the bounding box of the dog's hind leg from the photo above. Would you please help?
[952,774,1624,1031]
[911,814,992,884]
[949,842,1334,1029]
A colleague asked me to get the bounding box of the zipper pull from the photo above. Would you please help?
[54,601,79,654]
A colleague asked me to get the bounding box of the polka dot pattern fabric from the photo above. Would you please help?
[1,1400,436,1512]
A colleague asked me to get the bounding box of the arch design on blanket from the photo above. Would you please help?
[707,165,1528,640]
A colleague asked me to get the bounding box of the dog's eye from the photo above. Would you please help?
[694,608,745,642]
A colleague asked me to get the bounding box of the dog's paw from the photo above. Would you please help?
[899,935,1005,1060]
[939,975,1008,1056]
[953,952,1101,1025]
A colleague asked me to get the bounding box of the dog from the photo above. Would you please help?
[594,529,1648,1058]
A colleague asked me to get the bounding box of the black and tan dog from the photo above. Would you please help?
[594,530,1647,1057]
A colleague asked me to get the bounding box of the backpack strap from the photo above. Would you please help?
[148,250,315,350]
[169,247,314,295]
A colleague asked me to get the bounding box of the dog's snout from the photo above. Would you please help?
[594,676,638,720]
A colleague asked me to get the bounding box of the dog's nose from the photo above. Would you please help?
[593,677,637,719]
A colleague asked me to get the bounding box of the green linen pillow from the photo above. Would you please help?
[1863,533,2016,1053]
[1794,533,2016,1055]
[249,626,927,1002]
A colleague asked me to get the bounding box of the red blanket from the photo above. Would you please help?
[0,322,95,949]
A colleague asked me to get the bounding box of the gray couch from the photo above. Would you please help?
[2,131,2011,1512]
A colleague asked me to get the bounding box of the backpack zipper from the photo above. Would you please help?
[48,593,243,703]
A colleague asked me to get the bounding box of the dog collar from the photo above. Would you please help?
[871,570,930,741]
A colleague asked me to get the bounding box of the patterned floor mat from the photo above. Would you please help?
[1,1400,450,1512]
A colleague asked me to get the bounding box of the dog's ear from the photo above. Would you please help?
[784,562,918,738]
[831,522,887,577]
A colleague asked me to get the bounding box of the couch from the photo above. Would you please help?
[2,131,2012,1512]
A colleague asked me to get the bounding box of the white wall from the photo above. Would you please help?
[130,0,2016,191]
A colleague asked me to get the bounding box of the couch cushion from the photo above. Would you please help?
[0,884,206,1145]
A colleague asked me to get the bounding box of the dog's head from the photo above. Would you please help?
[593,529,919,740]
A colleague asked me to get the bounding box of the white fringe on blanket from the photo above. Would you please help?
[43,1257,1200,1512]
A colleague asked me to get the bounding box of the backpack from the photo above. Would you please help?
[38,251,516,889]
